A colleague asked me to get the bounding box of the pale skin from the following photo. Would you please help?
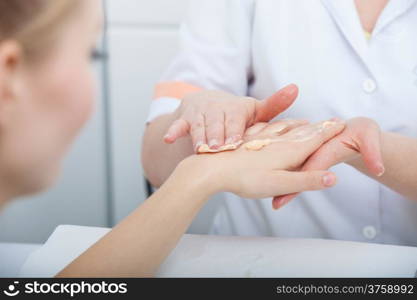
[0,0,344,278]
[350,133,417,201]
[142,87,300,186]
[0,0,407,278]
[58,120,345,277]
[355,0,389,33]
[144,0,415,212]
[69,118,417,277]
[274,118,417,209]
[59,0,417,276]
[142,0,391,188]
[0,0,100,200]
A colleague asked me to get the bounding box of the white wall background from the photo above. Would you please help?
[106,0,221,233]
[0,0,219,244]
[106,0,191,224]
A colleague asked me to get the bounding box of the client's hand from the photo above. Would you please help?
[182,119,345,204]
[273,117,383,209]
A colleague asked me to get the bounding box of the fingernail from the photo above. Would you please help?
[376,163,385,177]
[195,141,203,152]
[209,139,219,149]
[273,197,288,210]
[272,199,282,210]
[275,198,291,210]
[164,134,171,140]
[286,84,298,96]
[330,117,341,122]
[225,137,234,144]
[322,173,335,186]
[226,135,242,145]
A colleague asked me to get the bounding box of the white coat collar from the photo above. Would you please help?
[320,0,370,71]
[320,0,417,77]
[373,0,417,36]
[321,0,417,42]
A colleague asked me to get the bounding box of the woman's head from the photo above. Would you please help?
[0,0,102,204]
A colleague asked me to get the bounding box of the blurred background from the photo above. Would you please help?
[0,0,221,244]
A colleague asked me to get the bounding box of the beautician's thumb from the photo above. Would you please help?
[255,84,298,122]
[277,170,337,195]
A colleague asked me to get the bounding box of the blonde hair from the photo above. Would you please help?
[0,0,79,58]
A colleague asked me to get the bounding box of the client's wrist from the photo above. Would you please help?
[173,155,223,198]
[345,155,364,170]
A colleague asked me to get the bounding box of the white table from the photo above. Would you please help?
[19,225,417,277]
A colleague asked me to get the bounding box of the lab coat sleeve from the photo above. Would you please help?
[146,0,255,123]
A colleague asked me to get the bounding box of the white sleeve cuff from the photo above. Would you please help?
[146,97,181,124]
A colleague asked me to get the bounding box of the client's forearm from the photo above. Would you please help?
[142,113,194,187]
[57,159,213,278]
[349,132,417,200]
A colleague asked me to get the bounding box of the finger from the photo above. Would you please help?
[224,113,246,145]
[205,110,225,149]
[282,120,346,156]
[254,84,299,122]
[357,127,385,177]
[302,139,358,172]
[164,119,190,144]
[190,114,207,152]
[272,135,345,209]
[274,170,337,195]
[272,193,298,210]
[270,171,337,209]
[244,122,269,137]
[259,119,309,136]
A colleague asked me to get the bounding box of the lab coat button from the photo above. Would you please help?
[363,79,377,93]
[362,226,377,240]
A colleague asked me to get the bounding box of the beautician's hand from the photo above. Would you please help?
[163,85,299,152]
[184,119,346,201]
[273,117,384,209]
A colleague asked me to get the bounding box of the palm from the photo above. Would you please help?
[272,117,384,210]
[303,123,363,170]
[304,118,382,172]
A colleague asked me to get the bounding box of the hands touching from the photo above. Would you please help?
[273,117,384,209]
[163,85,299,152]
[181,119,346,203]
[161,84,383,208]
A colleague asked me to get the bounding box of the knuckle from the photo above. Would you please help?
[175,118,188,127]
[192,120,204,129]
[206,131,223,140]
[206,121,224,131]
[206,101,223,110]
[190,126,203,136]
[225,119,241,129]
[307,174,321,188]
[243,96,256,104]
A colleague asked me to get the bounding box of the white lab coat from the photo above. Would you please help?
[147,0,417,246]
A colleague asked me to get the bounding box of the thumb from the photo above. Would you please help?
[302,140,354,172]
[271,170,337,209]
[272,171,337,210]
[271,144,345,210]
[255,84,298,122]
[164,119,190,144]
[357,127,385,177]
